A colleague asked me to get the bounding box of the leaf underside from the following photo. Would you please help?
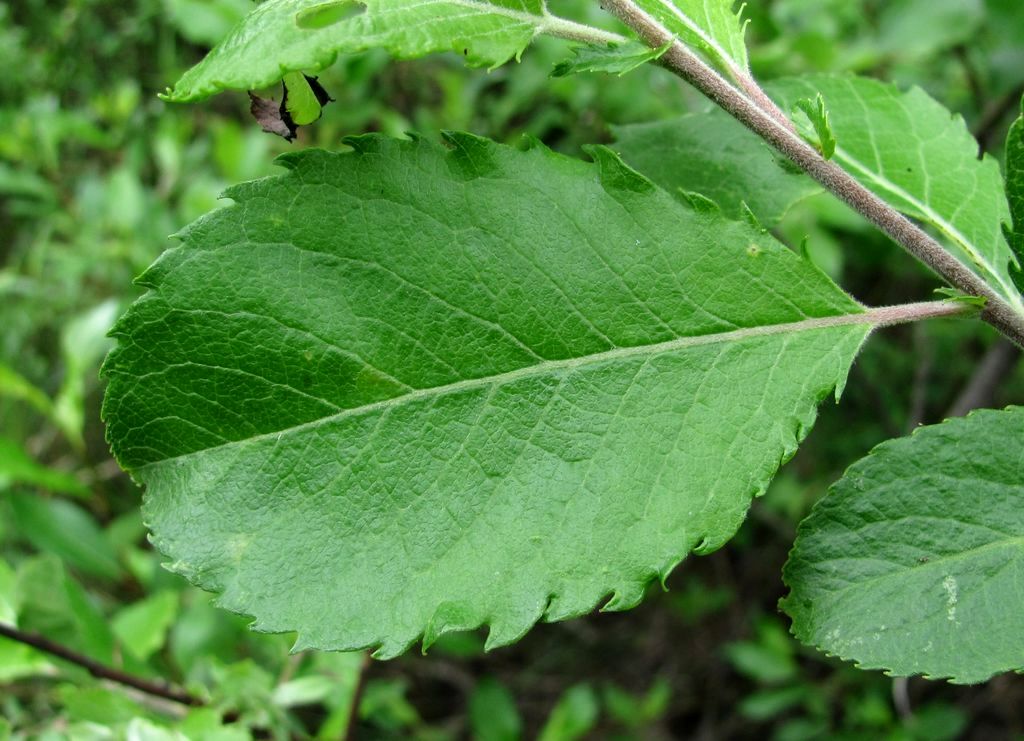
[783,407,1024,684]
[612,108,820,226]
[770,75,1023,312]
[165,0,552,102]
[630,0,748,75]
[103,134,869,657]
[552,40,670,78]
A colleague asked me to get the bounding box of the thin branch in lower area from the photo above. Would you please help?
[0,622,201,707]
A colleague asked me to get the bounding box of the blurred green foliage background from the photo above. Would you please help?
[1,0,1023,738]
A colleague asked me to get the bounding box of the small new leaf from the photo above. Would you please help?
[931,288,986,308]
[783,407,1024,684]
[249,73,333,141]
[794,94,836,160]
[551,41,670,78]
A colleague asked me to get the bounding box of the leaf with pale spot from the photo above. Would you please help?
[783,407,1024,684]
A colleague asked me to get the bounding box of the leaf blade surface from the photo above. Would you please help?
[104,135,869,656]
[166,0,594,102]
[783,407,1024,684]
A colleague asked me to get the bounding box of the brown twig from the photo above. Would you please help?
[0,623,201,707]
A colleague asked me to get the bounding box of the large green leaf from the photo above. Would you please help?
[1005,96,1024,291]
[783,407,1024,684]
[770,76,1024,314]
[612,108,819,226]
[164,0,623,102]
[629,0,748,77]
[103,134,875,657]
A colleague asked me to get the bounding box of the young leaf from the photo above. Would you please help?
[612,110,820,226]
[770,76,1024,314]
[103,134,874,658]
[793,94,836,160]
[281,72,331,127]
[783,407,1024,684]
[1005,96,1024,292]
[249,73,333,141]
[552,41,670,78]
[163,0,621,102]
[627,0,748,78]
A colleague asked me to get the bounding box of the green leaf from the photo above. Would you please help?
[538,684,599,741]
[1005,95,1024,292]
[53,300,119,452]
[0,438,89,498]
[163,0,253,47]
[7,492,122,582]
[281,72,328,127]
[58,686,146,725]
[612,109,820,226]
[552,41,670,78]
[469,678,522,741]
[793,94,836,160]
[782,407,1024,684]
[164,0,617,102]
[112,591,180,661]
[16,555,115,663]
[0,363,54,418]
[770,75,1024,313]
[628,0,748,77]
[103,134,872,657]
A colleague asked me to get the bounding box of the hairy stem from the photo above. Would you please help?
[539,13,629,46]
[0,622,201,707]
[599,0,1024,348]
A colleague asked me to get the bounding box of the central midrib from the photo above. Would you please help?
[133,305,891,472]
